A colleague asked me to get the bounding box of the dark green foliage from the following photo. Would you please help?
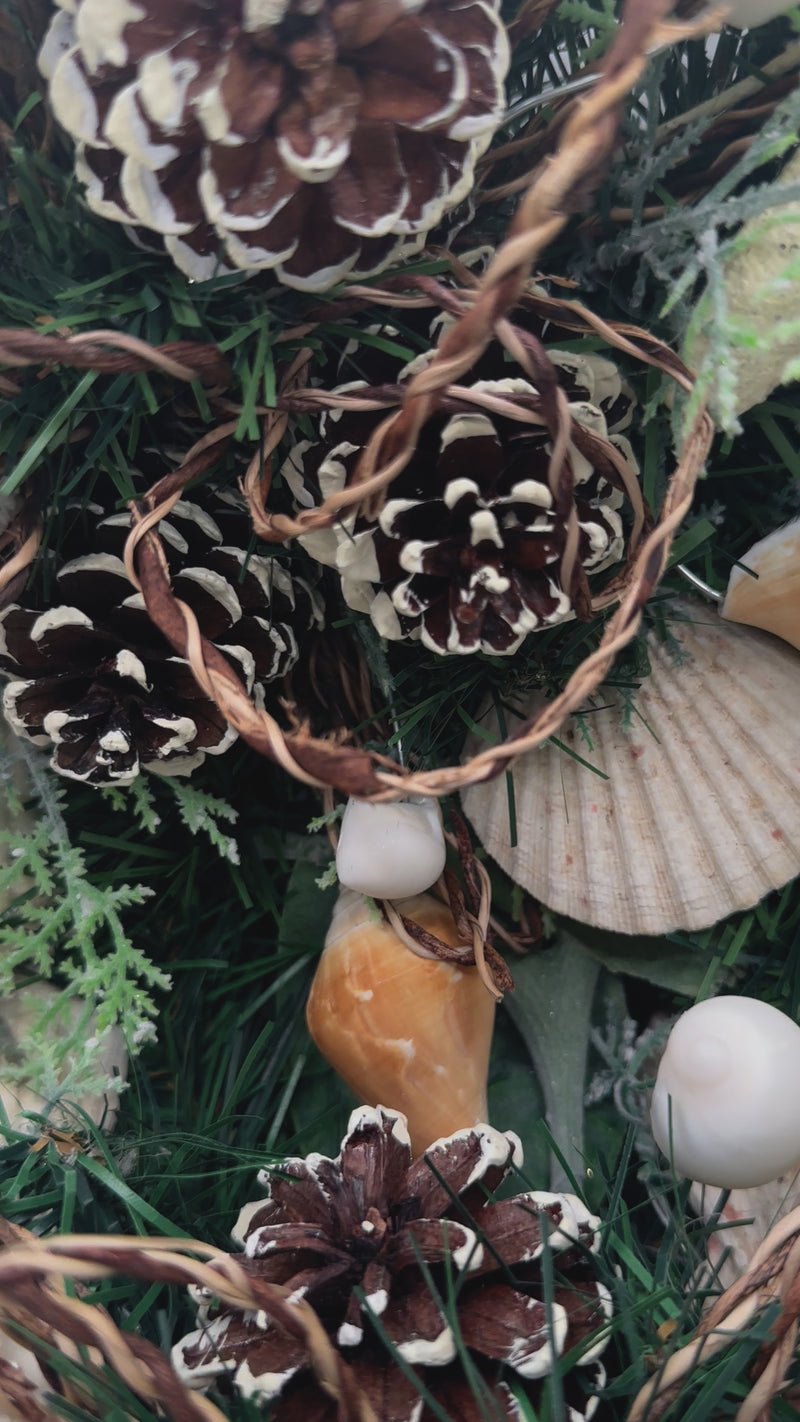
[0,3,799,1419]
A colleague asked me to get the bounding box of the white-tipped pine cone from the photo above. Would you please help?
[173,1107,611,1421]
[282,344,638,656]
[38,0,509,291]
[0,492,322,786]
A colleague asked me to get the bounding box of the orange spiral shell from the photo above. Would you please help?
[306,889,496,1156]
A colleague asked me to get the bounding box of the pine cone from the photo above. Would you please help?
[38,0,509,291]
[0,492,322,785]
[282,343,638,655]
[172,1106,611,1421]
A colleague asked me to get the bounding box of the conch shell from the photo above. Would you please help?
[722,518,800,652]
[306,889,496,1155]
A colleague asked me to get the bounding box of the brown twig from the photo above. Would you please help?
[0,1233,378,1422]
[379,813,513,1000]
[118,0,713,800]
[0,329,231,387]
[627,1205,800,1422]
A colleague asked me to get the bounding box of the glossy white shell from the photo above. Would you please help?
[336,796,446,899]
[461,601,800,934]
[651,997,800,1188]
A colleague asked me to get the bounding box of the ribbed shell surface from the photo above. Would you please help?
[462,603,800,934]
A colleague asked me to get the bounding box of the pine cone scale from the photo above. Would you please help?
[174,1109,610,1419]
[392,130,448,230]
[328,123,409,238]
[277,71,361,185]
[554,1282,613,1357]
[387,1217,480,1272]
[357,23,467,132]
[399,1125,519,1218]
[244,1221,354,1269]
[182,1309,307,1392]
[456,1280,556,1376]
[204,138,301,228]
[381,1287,454,1365]
[214,52,285,143]
[331,0,411,50]
[264,1159,349,1235]
[352,1353,422,1422]
[288,343,639,652]
[337,1108,414,1218]
[0,491,321,784]
[423,1369,520,1422]
[0,607,103,671]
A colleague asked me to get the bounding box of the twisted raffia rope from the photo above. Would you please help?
[0,521,40,601]
[628,1204,800,1422]
[115,0,715,800]
[245,0,711,549]
[0,329,231,387]
[0,1232,378,1422]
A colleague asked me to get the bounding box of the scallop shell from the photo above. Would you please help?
[722,517,800,652]
[461,601,800,934]
[306,888,496,1155]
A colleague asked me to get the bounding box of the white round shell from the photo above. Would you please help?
[335,796,446,900]
[651,996,800,1188]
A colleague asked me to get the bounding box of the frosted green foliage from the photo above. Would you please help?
[685,201,800,431]
[314,860,338,892]
[103,776,161,836]
[166,779,240,864]
[595,81,800,426]
[0,736,163,1100]
[574,710,596,751]
[555,0,617,62]
[308,804,341,892]
[306,804,344,833]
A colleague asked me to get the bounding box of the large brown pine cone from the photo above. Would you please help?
[38,0,509,291]
[172,1106,612,1421]
[282,339,638,655]
[0,491,322,786]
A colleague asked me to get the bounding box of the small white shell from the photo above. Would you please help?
[651,997,800,1188]
[336,796,446,900]
[461,600,800,934]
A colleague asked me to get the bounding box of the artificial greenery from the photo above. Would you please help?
[0,0,800,1419]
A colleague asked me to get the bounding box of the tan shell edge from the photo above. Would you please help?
[461,601,800,935]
